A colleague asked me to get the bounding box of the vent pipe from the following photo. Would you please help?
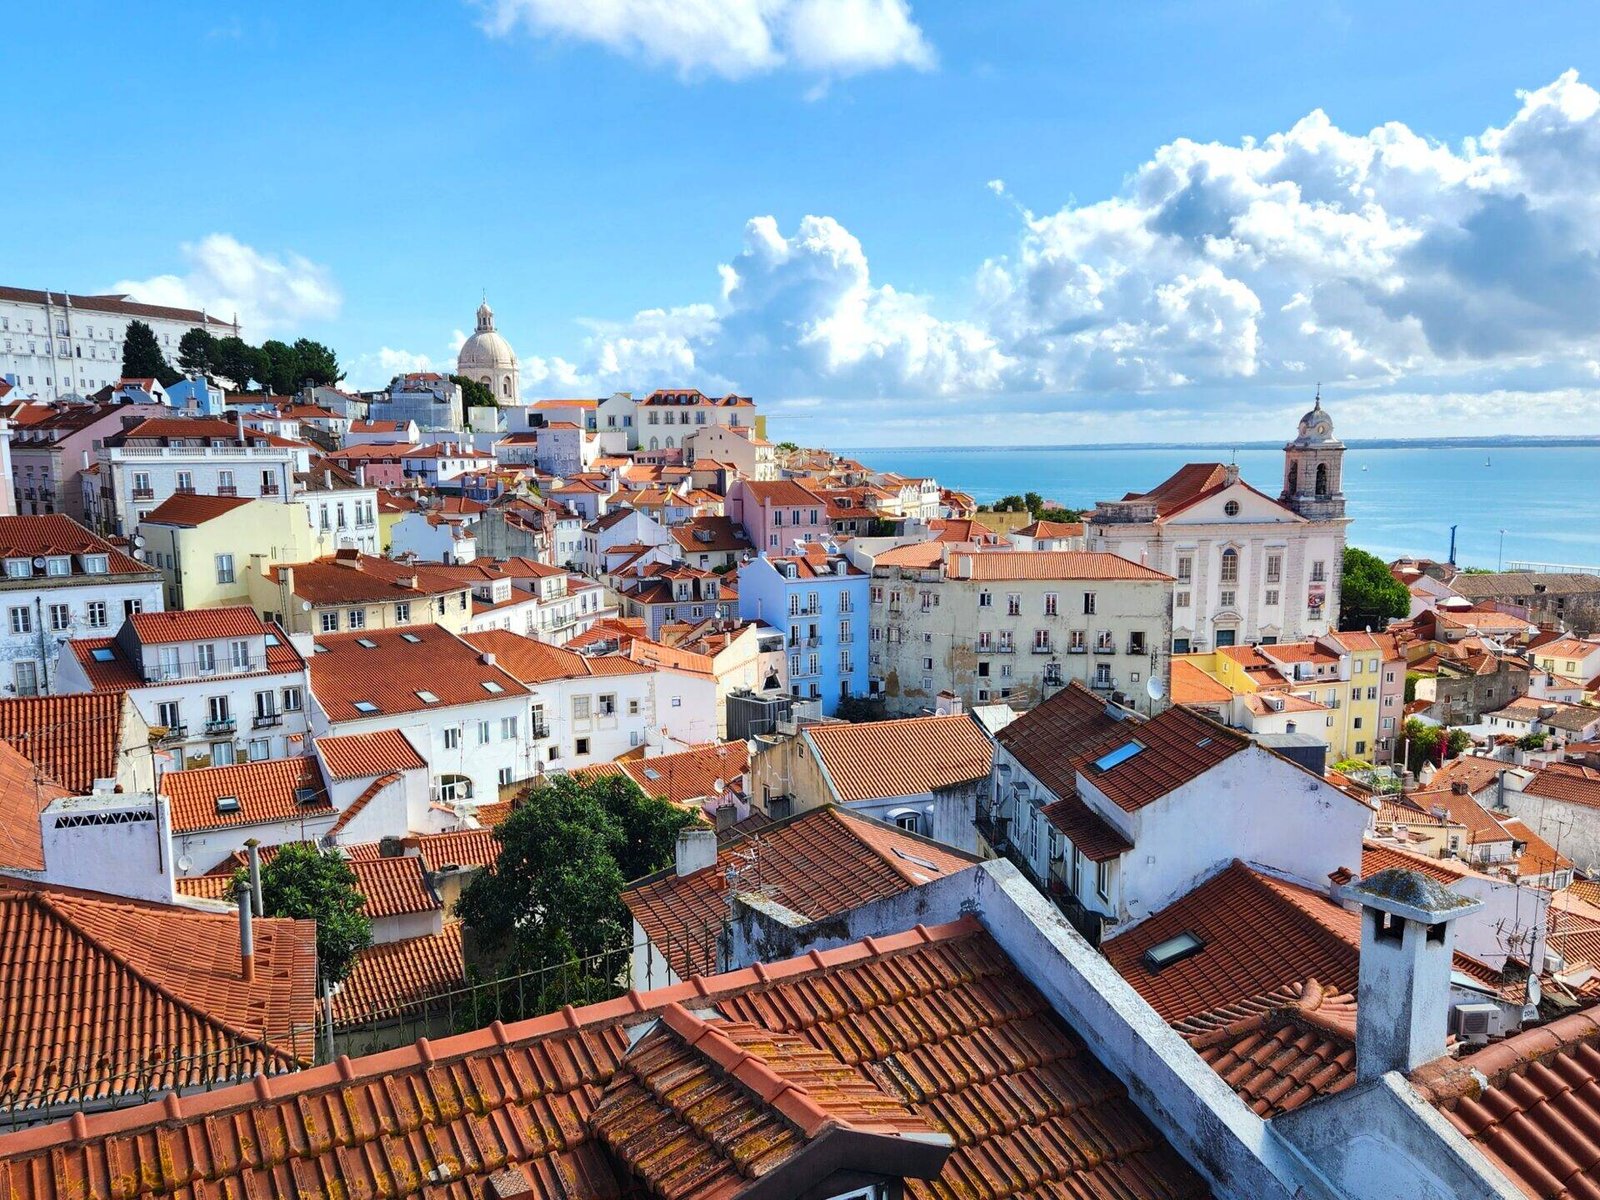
[245,838,264,916]
[235,879,256,982]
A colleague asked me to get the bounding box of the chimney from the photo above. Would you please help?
[245,839,264,917]
[479,651,496,667]
[1350,868,1483,1082]
[235,879,256,982]
[935,690,963,717]
[379,835,404,857]
[675,826,718,877]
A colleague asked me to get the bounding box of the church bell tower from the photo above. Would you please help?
[1281,389,1346,522]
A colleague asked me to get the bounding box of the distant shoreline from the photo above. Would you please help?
[838,435,1600,453]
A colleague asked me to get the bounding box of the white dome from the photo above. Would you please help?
[1294,393,1336,444]
[458,329,517,372]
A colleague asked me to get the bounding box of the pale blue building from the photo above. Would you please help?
[738,545,869,716]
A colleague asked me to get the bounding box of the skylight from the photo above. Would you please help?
[89,647,116,662]
[643,768,661,781]
[416,690,440,704]
[401,633,422,643]
[1092,741,1145,773]
[264,634,280,646]
[352,700,380,713]
[481,681,504,693]
[1142,931,1205,974]
[356,638,378,649]
[214,796,241,815]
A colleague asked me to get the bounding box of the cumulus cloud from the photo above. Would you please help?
[345,347,439,390]
[522,71,1600,438]
[475,0,932,80]
[113,234,340,339]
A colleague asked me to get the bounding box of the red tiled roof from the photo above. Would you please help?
[315,728,426,780]
[1360,840,1474,885]
[130,604,272,644]
[623,807,978,979]
[994,681,1131,801]
[1072,705,1250,813]
[461,628,592,684]
[414,826,499,870]
[1188,978,1357,1118]
[1015,519,1086,538]
[738,478,827,507]
[0,287,237,327]
[1103,861,1360,1027]
[309,626,529,721]
[1040,790,1134,861]
[1525,763,1600,810]
[803,714,994,802]
[268,554,468,604]
[349,853,438,919]
[0,692,131,793]
[576,741,751,807]
[138,492,254,526]
[0,876,316,1112]
[0,737,68,870]
[0,514,149,575]
[1171,659,1234,705]
[1123,463,1230,515]
[1412,1008,1600,1198]
[0,918,1209,1200]
[332,925,465,1028]
[161,756,331,834]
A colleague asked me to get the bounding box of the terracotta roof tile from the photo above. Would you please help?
[1171,659,1235,705]
[314,728,426,780]
[1040,790,1134,861]
[0,514,150,575]
[994,681,1132,801]
[623,806,978,979]
[1072,705,1250,813]
[309,626,529,720]
[268,554,467,604]
[0,876,317,1112]
[1360,840,1474,885]
[0,693,131,794]
[0,918,1207,1200]
[349,853,439,919]
[803,713,993,802]
[0,738,68,870]
[1188,978,1357,1117]
[162,756,331,834]
[129,604,274,644]
[1525,763,1600,810]
[137,492,255,526]
[332,925,465,1028]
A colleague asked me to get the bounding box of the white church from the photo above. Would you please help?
[456,298,520,402]
[1087,395,1350,652]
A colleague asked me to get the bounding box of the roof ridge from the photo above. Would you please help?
[24,888,304,1063]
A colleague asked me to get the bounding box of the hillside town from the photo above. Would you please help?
[4,290,1600,1200]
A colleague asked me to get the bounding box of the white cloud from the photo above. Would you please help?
[476,0,932,80]
[113,234,340,339]
[345,346,439,390]
[521,71,1600,440]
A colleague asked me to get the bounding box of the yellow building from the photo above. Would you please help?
[377,492,417,554]
[246,552,474,637]
[138,493,319,610]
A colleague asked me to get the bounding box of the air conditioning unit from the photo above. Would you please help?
[1451,1002,1503,1046]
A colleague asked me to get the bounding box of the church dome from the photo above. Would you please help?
[1294,393,1336,444]
[456,299,519,375]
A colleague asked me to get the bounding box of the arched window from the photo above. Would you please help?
[1219,548,1239,584]
[1286,462,1299,494]
[501,377,512,397]
[1315,463,1328,497]
[665,436,675,449]
[648,436,659,450]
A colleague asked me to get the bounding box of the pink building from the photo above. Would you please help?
[726,479,831,554]
[323,444,407,489]
[9,402,166,521]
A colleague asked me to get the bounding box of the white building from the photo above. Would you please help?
[1087,396,1349,653]
[0,514,163,696]
[53,606,311,769]
[307,625,538,807]
[0,286,239,401]
[455,300,520,403]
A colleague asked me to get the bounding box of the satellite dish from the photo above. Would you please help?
[301,600,312,612]
[130,534,146,549]
[175,854,193,872]
[1147,676,1166,701]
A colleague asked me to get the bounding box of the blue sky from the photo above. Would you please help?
[7,1,1600,445]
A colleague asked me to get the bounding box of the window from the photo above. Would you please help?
[254,691,275,719]
[1311,560,1327,583]
[320,610,340,633]
[1082,591,1097,616]
[1219,590,1236,609]
[1223,500,1240,517]
[215,553,235,584]
[893,812,921,834]
[157,700,181,729]
[1219,548,1239,584]
[1128,631,1146,655]
[131,472,151,497]
[500,715,519,739]
[575,736,590,756]
[12,662,39,697]
[1007,593,1021,616]
[197,643,216,673]
[208,696,230,724]
[44,557,69,577]
[9,607,31,635]
[1069,630,1086,652]
[443,726,461,750]
[282,686,302,712]
[978,590,992,609]
[47,603,70,632]
[1044,592,1058,616]
[3,560,28,580]
[125,599,144,618]
[476,720,491,745]
[1176,554,1193,582]
[1264,589,1279,607]
[347,609,366,630]
[1096,860,1111,900]
[1367,685,1378,700]
[598,694,617,716]
[574,695,592,721]
[395,601,410,623]
[1176,590,1191,608]
[1033,629,1050,652]
[498,767,515,787]
[1266,553,1282,584]
[230,640,250,670]
[175,471,194,492]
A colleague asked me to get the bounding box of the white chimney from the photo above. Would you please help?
[935,690,963,716]
[675,826,718,877]
[1349,867,1483,1081]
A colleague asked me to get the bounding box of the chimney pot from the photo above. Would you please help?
[675,826,718,877]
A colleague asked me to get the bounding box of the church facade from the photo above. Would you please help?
[1086,396,1349,652]
[455,299,520,401]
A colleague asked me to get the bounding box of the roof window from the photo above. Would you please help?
[355,638,378,649]
[214,795,241,815]
[294,787,320,806]
[401,633,422,643]
[352,700,379,714]
[90,647,116,662]
[416,690,440,704]
[1092,741,1145,773]
[1142,931,1205,974]
[482,681,504,694]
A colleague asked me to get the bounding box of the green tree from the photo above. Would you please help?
[1518,731,1549,750]
[212,336,263,390]
[1037,507,1084,524]
[1404,671,1422,704]
[120,320,180,387]
[775,440,799,453]
[292,338,341,388]
[592,772,699,884]
[257,339,299,395]
[1399,719,1473,775]
[242,843,371,985]
[450,374,497,408]
[1338,546,1409,631]
[176,328,218,375]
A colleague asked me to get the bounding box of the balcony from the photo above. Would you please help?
[175,485,196,495]
[805,636,821,648]
[252,712,282,730]
[156,725,187,744]
[262,484,282,497]
[131,488,155,500]
[1031,644,1054,655]
[838,633,854,644]
[1090,678,1114,691]
[1126,643,1147,657]
[1067,645,1088,654]
[1094,644,1117,655]
[974,808,1010,851]
[218,485,238,496]
[993,645,1015,655]
[530,720,551,740]
[204,717,236,735]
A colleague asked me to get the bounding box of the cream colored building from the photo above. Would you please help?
[246,553,474,637]
[684,424,777,481]
[138,493,320,611]
[866,544,1172,717]
[455,299,519,402]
